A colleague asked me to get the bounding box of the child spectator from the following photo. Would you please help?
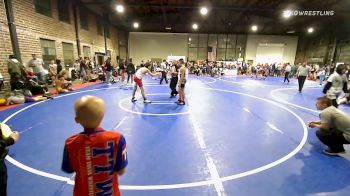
[61,95,127,196]
[55,74,73,93]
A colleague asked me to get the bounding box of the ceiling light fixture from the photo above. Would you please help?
[116,4,124,13]
[251,25,258,32]
[165,26,172,30]
[283,10,292,18]
[200,7,208,15]
[133,22,139,29]
[192,23,198,30]
[307,27,314,33]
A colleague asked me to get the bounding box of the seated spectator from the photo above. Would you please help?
[55,74,74,93]
[48,60,57,85]
[7,55,26,90]
[0,72,3,90]
[25,74,50,96]
[2,89,49,106]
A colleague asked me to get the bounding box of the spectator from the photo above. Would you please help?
[0,124,19,196]
[323,64,348,107]
[105,58,113,85]
[126,59,136,84]
[61,95,127,196]
[296,62,310,93]
[27,54,46,84]
[48,60,57,85]
[7,55,26,90]
[308,96,350,155]
[55,74,73,93]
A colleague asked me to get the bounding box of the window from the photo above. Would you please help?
[40,39,56,67]
[227,35,236,49]
[62,43,74,66]
[218,34,227,49]
[198,48,207,60]
[188,34,198,48]
[80,8,89,30]
[198,34,208,47]
[35,0,52,17]
[96,16,103,35]
[217,48,226,61]
[208,34,217,47]
[58,0,70,23]
[188,48,198,61]
[83,46,91,58]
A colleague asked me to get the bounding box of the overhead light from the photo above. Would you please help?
[165,26,171,30]
[200,7,208,15]
[189,37,192,41]
[251,25,258,32]
[287,30,295,34]
[307,27,314,33]
[283,10,292,18]
[116,4,124,13]
[133,22,139,28]
[192,23,198,30]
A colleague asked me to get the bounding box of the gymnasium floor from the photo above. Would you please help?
[2,75,350,196]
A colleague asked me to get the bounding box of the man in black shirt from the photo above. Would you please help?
[126,59,136,84]
[105,58,113,85]
[169,62,179,98]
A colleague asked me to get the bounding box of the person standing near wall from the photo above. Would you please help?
[28,54,46,84]
[7,55,26,90]
[296,62,310,93]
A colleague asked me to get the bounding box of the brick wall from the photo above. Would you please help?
[0,0,121,90]
[0,1,14,89]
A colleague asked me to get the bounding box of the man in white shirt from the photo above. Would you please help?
[284,63,291,83]
[27,54,46,84]
[322,64,348,107]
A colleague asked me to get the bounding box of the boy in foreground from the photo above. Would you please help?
[62,95,128,195]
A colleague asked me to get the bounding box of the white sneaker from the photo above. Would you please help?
[143,100,152,103]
